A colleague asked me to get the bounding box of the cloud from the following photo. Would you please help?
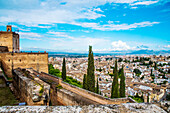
[164,45,170,48]
[0,0,107,26]
[130,0,159,6]
[111,40,130,50]
[131,7,138,9]
[108,21,114,24]
[72,21,160,31]
[49,36,110,51]
[136,45,149,49]
[0,0,161,27]
[93,8,103,12]
[47,31,75,39]
[19,32,42,40]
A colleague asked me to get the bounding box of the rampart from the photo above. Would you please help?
[0,52,48,78]
[12,68,50,105]
[38,71,129,105]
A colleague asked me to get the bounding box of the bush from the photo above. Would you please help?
[39,87,44,94]
[56,84,63,89]
[49,64,83,88]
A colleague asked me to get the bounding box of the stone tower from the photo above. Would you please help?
[0,25,19,52]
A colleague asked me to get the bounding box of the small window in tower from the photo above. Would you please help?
[8,59,10,62]
[19,59,21,62]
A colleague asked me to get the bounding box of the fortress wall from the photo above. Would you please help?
[56,88,99,106]
[12,68,51,105]
[0,52,48,78]
[38,73,97,106]
[40,72,129,105]
[0,32,13,52]
[59,80,129,104]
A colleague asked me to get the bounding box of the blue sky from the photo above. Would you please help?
[0,0,170,52]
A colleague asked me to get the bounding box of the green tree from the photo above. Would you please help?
[83,74,87,89]
[62,57,66,81]
[154,62,157,70]
[48,64,61,77]
[120,65,125,97]
[95,78,99,94]
[86,46,95,92]
[133,68,141,77]
[150,69,153,76]
[111,59,119,98]
[147,93,150,103]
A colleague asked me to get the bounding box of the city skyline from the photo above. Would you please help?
[0,0,170,53]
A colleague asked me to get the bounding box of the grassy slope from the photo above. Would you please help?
[0,87,19,106]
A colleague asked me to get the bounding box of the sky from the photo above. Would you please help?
[0,0,170,53]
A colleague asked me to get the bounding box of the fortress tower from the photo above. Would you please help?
[0,25,19,52]
[0,25,48,78]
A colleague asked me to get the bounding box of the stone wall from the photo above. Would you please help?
[39,72,129,105]
[0,32,13,52]
[0,103,166,113]
[0,31,19,52]
[12,68,50,105]
[0,52,48,78]
[56,88,99,105]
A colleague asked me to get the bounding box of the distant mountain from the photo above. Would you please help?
[128,50,170,55]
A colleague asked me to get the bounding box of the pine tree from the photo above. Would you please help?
[111,59,119,98]
[120,65,125,97]
[86,46,95,92]
[62,57,66,81]
[83,74,87,89]
[95,78,99,94]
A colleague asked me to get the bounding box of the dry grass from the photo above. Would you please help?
[0,87,19,106]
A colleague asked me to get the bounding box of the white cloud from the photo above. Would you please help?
[48,31,75,39]
[111,40,130,50]
[130,0,159,6]
[164,45,170,48]
[50,36,110,50]
[131,7,138,9]
[108,21,114,24]
[19,32,42,40]
[72,21,160,31]
[93,8,103,12]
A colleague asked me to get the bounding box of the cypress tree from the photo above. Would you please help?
[95,78,99,94]
[62,57,66,81]
[147,93,149,103]
[111,59,119,98]
[111,78,114,98]
[154,62,157,70]
[83,74,87,89]
[120,65,125,97]
[150,69,153,76]
[86,46,95,92]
